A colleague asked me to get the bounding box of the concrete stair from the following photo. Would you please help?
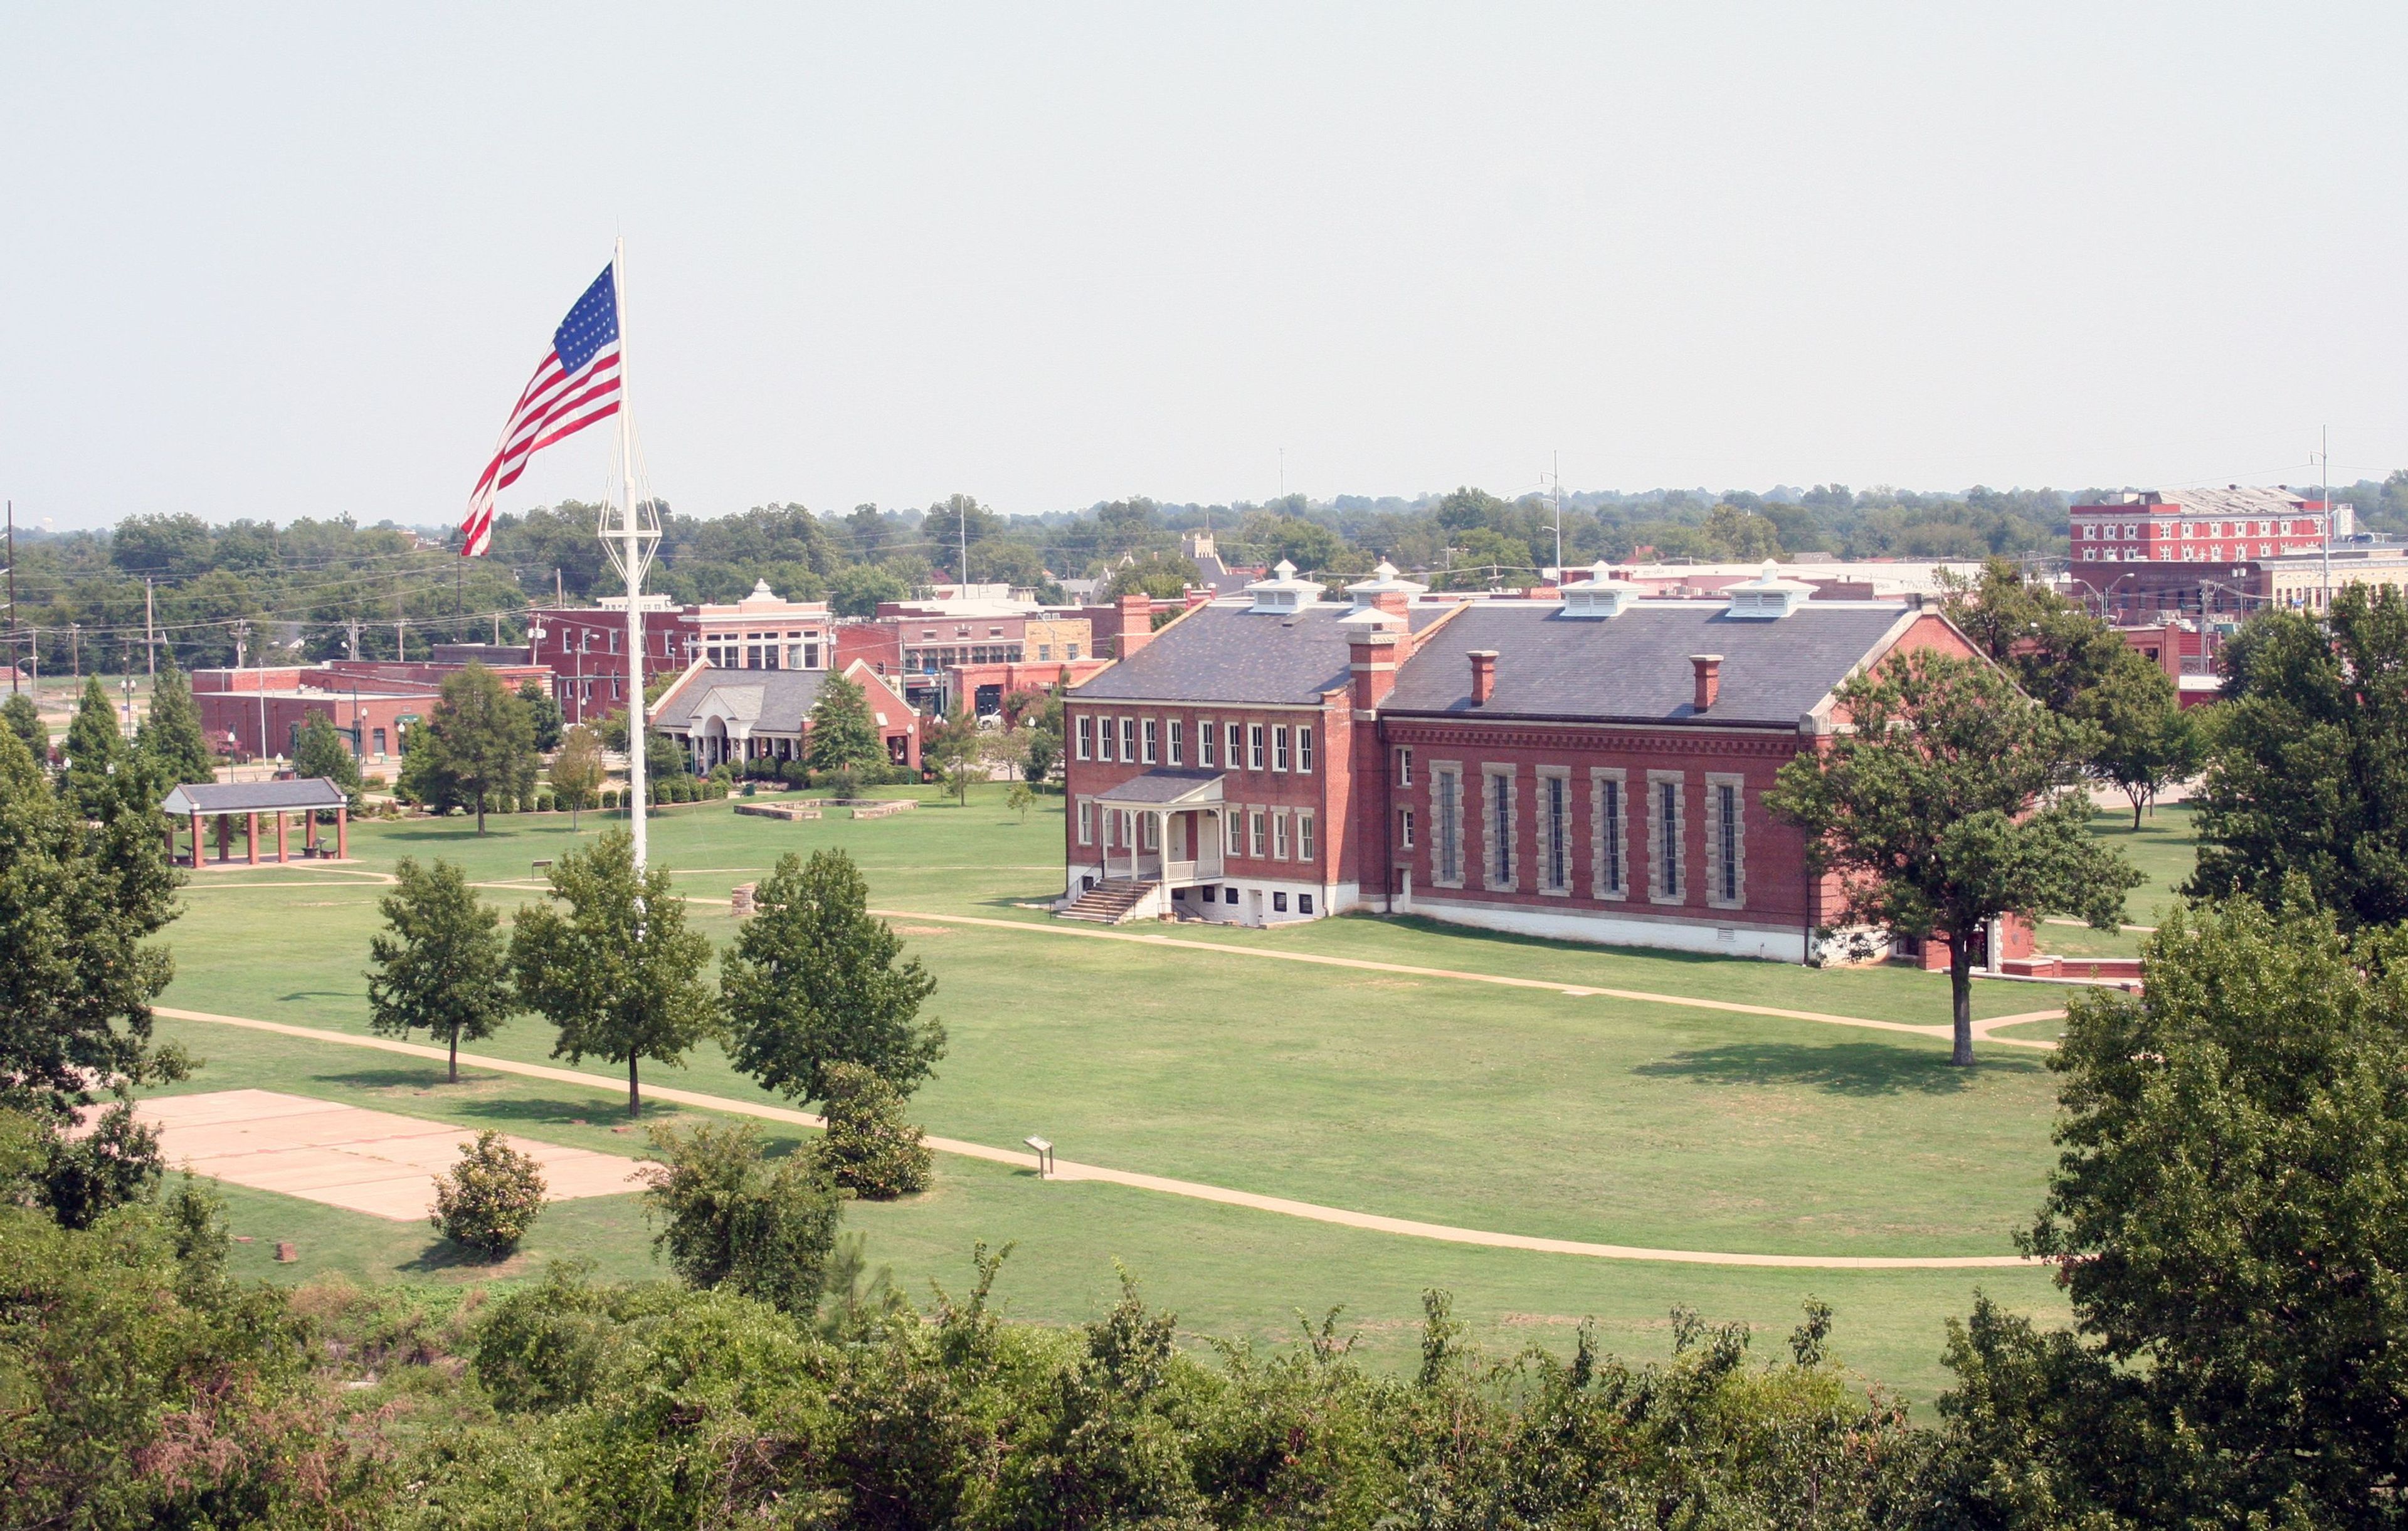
[1057,878,1155,925]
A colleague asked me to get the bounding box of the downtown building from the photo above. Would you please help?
[1056,560,1983,963]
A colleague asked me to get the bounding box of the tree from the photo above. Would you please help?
[1022,727,1059,787]
[828,563,907,618]
[1006,782,1035,822]
[1939,557,2126,713]
[58,678,122,820]
[2189,588,2408,929]
[1102,552,1200,600]
[135,663,216,787]
[1766,649,2140,1064]
[425,661,536,833]
[1940,895,2408,1523]
[1703,503,1784,561]
[393,715,458,811]
[431,1131,547,1258]
[813,1061,932,1198]
[805,670,882,776]
[3,692,46,766]
[640,1119,842,1316]
[722,850,944,1105]
[2074,649,2202,828]
[518,678,564,752]
[366,857,515,1083]
[547,724,605,830]
[292,712,362,810]
[924,703,980,805]
[510,828,716,1116]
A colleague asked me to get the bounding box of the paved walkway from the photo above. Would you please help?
[155,1006,2037,1270]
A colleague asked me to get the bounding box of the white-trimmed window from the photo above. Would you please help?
[1298,811,1315,862]
[1198,717,1216,767]
[1297,726,1314,774]
[1224,808,1243,857]
[1396,747,1413,787]
[1167,718,1184,766]
[1649,772,1684,903]
[1250,809,1268,858]
[1143,718,1158,764]
[1539,768,1571,894]
[1484,766,1517,891]
[1248,724,1265,770]
[1273,812,1290,859]
[1225,722,1243,771]
[1592,769,1627,898]
[1707,773,1746,909]
[1141,813,1159,851]
[1432,766,1462,887]
[1076,715,1094,760]
[1077,799,1093,845]
[1119,717,1138,764]
[1398,808,1415,849]
[1272,725,1289,772]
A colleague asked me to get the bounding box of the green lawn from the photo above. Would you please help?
[2039,804,2199,959]
[145,784,2076,1408]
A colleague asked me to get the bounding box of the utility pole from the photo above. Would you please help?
[395,619,405,662]
[1551,450,1563,577]
[144,577,156,676]
[346,618,361,662]
[4,500,15,694]
[68,623,79,685]
[2320,426,2333,614]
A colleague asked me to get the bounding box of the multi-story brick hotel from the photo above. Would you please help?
[1057,560,1978,961]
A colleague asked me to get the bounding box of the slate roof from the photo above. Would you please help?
[1071,602,1450,706]
[161,779,351,815]
[1382,601,1916,727]
[651,666,833,732]
[1095,767,1225,806]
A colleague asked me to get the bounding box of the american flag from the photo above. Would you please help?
[459,263,622,557]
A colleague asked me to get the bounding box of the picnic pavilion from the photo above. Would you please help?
[160,779,351,867]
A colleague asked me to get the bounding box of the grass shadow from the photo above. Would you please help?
[1630,1041,2045,1097]
[314,1066,453,1092]
[399,1238,519,1275]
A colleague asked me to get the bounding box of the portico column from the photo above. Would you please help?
[335,805,348,860]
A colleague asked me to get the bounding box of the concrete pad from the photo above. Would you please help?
[134,1089,649,1223]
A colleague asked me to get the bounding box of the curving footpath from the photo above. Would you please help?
[155,1006,2037,1271]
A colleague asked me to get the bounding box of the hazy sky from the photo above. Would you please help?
[4,4,2402,532]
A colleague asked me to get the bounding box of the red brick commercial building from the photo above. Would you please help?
[193,659,551,766]
[1058,561,1981,961]
[528,598,699,725]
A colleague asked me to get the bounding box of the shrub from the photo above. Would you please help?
[641,1120,840,1315]
[815,1062,932,1199]
[431,1130,547,1258]
[600,788,619,811]
[536,791,555,813]
[823,767,862,801]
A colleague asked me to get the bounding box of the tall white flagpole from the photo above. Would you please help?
[611,237,650,872]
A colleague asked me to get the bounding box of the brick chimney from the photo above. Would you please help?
[1691,654,1723,712]
[1468,649,1498,706]
[1373,590,1410,621]
[1350,631,1401,710]
[1115,593,1154,660]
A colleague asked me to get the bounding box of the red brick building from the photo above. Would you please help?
[1058,561,1981,961]
[527,599,698,724]
[193,659,551,766]
[649,658,921,772]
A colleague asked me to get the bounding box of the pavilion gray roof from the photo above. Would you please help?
[160,778,351,816]
[1072,602,1449,707]
[1383,601,1918,727]
[651,666,833,732]
[1094,767,1225,806]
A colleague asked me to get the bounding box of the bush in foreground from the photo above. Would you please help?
[431,1130,546,1258]
[815,1060,932,1198]
[640,1119,840,1315]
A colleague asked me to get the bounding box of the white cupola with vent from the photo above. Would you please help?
[1558,561,1639,618]
[1244,559,1325,613]
[1343,560,1428,607]
[1723,561,1815,619]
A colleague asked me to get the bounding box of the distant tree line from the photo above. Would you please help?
[36,471,2408,678]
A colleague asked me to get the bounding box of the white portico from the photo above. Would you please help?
[1089,767,1228,888]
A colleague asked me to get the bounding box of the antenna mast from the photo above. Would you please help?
[2320,426,2332,615]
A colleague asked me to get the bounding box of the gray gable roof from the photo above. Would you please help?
[1383,601,1915,727]
[161,778,350,815]
[1070,603,1412,706]
[652,666,833,732]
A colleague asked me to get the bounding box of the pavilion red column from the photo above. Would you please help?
[275,811,288,863]
[246,812,259,865]
[191,811,203,867]
[214,814,230,864]
[335,805,348,860]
